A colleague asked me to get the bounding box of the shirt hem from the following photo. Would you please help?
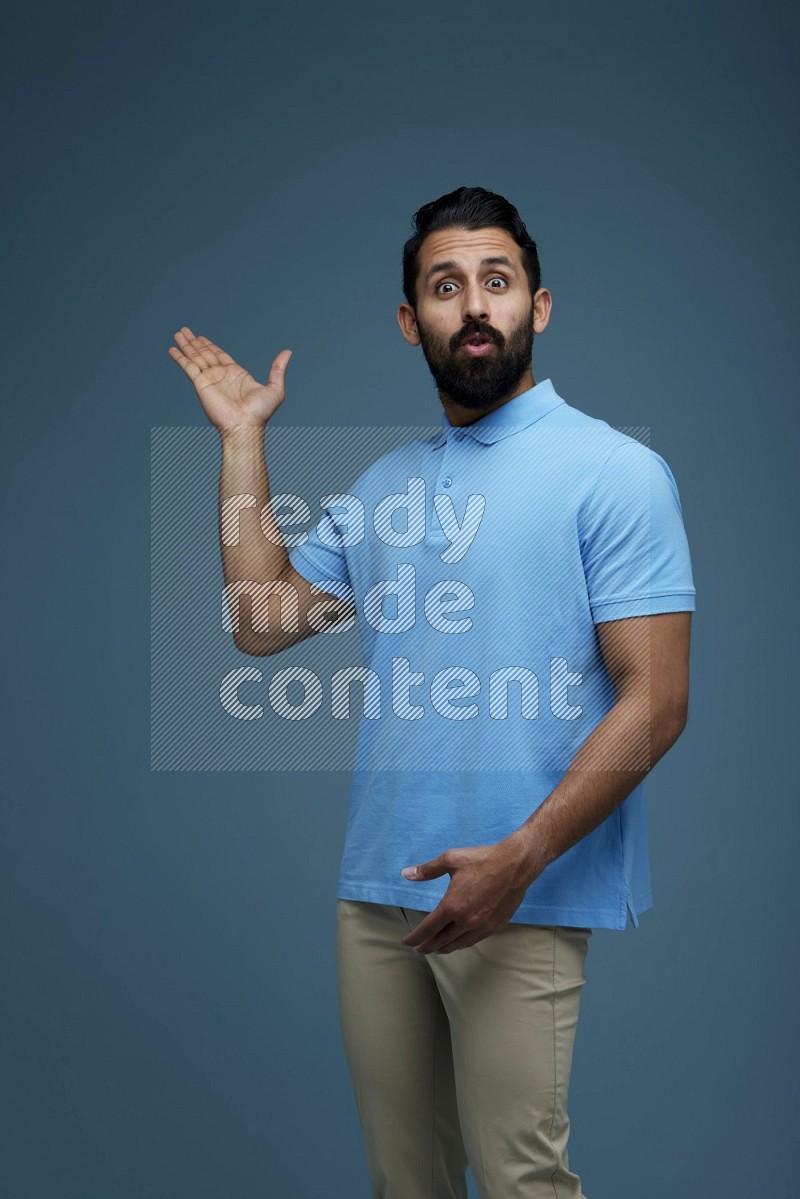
[336,881,652,932]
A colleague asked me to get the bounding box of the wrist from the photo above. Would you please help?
[505,822,553,887]
[219,423,266,447]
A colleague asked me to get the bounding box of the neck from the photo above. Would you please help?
[441,374,537,428]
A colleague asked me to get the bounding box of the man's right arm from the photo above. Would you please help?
[168,326,354,658]
[219,425,354,657]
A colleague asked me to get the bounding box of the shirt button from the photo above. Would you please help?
[442,476,452,487]
[454,429,465,440]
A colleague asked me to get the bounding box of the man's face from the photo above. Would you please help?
[398,226,547,411]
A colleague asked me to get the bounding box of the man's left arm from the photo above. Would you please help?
[400,610,692,955]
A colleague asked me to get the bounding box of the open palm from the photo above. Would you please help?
[168,326,292,433]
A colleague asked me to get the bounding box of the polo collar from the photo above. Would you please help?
[429,378,565,448]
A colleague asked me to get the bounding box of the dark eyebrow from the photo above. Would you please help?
[424,255,518,284]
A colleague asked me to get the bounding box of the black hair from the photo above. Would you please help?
[401,185,542,310]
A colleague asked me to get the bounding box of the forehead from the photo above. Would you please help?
[417,226,522,271]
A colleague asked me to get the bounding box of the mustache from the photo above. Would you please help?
[455,325,501,348]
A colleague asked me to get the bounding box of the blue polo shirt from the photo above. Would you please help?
[288,378,695,930]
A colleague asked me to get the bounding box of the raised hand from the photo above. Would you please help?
[168,326,292,434]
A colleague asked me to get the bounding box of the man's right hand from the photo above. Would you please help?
[168,326,292,435]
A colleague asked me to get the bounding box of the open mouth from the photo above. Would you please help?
[461,337,495,357]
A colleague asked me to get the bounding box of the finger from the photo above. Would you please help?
[436,930,485,954]
[184,334,217,371]
[195,335,236,367]
[167,345,202,382]
[402,915,457,954]
[173,329,215,370]
[190,335,230,370]
[400,907,447,949]
[173,329,204,358]
[413,922,463,955]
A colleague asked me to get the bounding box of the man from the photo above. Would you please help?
[168,185,695,1198]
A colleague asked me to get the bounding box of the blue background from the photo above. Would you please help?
[3,2,797,1195]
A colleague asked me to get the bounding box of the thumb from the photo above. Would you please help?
[402,856,449,881]
[268,348,292,387]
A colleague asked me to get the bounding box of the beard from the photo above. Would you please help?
[415,301,535,410]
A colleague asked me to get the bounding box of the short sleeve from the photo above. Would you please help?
[288,501,353,590]
[579,442,696,623]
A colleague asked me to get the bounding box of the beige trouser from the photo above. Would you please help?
[336,899,592,1199]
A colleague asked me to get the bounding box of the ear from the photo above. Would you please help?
[532,288,553,335]
[397,303,421,346]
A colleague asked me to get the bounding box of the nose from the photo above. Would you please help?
[460,280,490,325]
